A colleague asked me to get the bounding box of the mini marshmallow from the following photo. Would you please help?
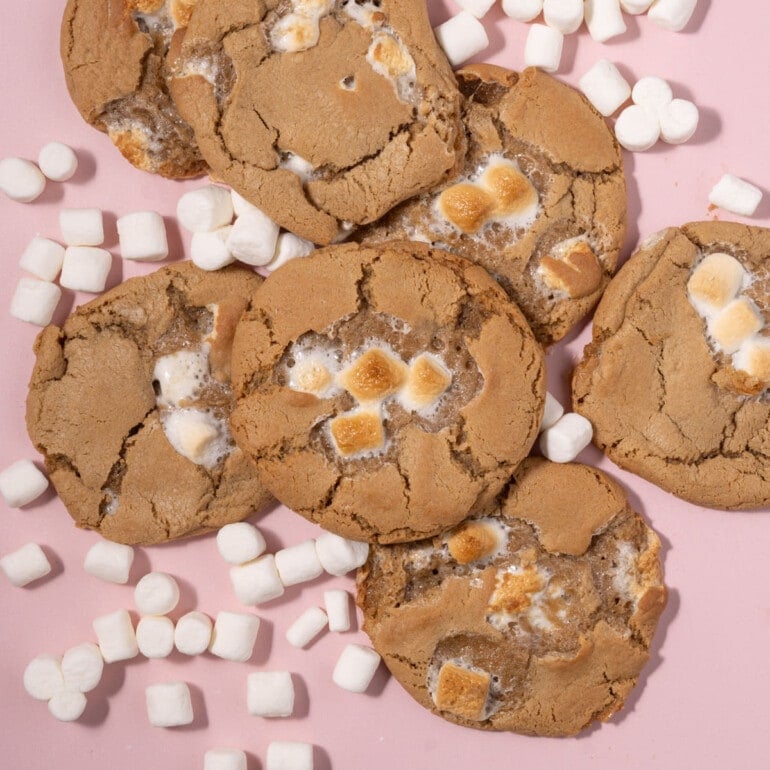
[9,277,61,326]
[38,142,78,182]
[92,609,139,663]
[324,589,351,633]
[174,611,213,655]
[579,59,631,117]
[614,104,660,152]
[226,208,280,266]
[733,338,770,384]
[0,542,51,587]
[145,681,194,727]
[23,655,65,701]
[281,154,315,180]
[117,211,169,261]
[266,742,314,770]
[247,671,295,717]
[205,749,248,770]
[455,0,496,18]
[48,691,87,722]
[60,246,112,293]
[275,539,324,586]
[231,188,260,217]
[315,533,369,576]
[433,12,489,68]
[658,99,699,144]
[332,643,382,693]
[0,459,48,507]
[61,643,104,693]
[501,0,543,22]
[286,607,328,648]
[647,0,697,32]
[59,208,104,246]
[19,236,65,281]
[543,0,583,34]
[83,540,135,584]
[191,227,235,271]
[539,391,565,433]
[538,412,594,463]
[177,184,234,233]
[134,572,180,616]
[137,615,176,658]
[584,0,627,43]
[266,232,315,273]
[209,611,260,662]
[523,24,564,73]
[687,252,747,315]
[631,76,673,113]
[708,174,763,217]
[0,157,46,202]
[620,0,653,11]
[217,522,267,565]
[230,554,286,605]
[707,298,763,354]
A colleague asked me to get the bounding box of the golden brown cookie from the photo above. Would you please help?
[26,262,273,545]
[357,458,667,736]
[573,221,770,511]
[61,0,206,178]
[229,241,546,543]
[169,0,463,244]
[357,65,627,345]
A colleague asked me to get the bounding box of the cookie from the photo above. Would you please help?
[169,0,463,244]
[356,64,627,346]
[26,262,272,545]
[61,0,206,178]
[357,458,667,736]
[573,222,770,510]
[229,241,546,543]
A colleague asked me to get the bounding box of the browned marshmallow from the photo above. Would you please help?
[480,162,538,218]
[434,662,490,722]
[447,520,501,564]
[438,184,496,234]
[403,354,451,409]
[687,252,747,314]
[708,297,764,354]
[337,348,407,402]
[368,33,414,79]
[292,359,333,395]
[330,410,384,457]
[539,241,603,299]
[488,562,544,615]
[733,338,770,386]
[271,13,320,53]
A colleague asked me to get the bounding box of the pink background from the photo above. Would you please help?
[1,1,769,768]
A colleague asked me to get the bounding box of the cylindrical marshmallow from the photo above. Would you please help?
[174,611,213,656]
[177,185,234,233]
[524,24,564,73]
[38,142,78,182]
[332,644,382,693]
[539,392,565,433]
[266,742,313,770]
[275,539,324,586]
[145,681,194,727]
[190,227,235,271]
[631,76,673,113]
[61,643,104,693]
[0,459,49,507]
[9,278,61,326]
[432,12,489,68]
[315,533,369,576]
[48,690,87,722]
[19,236,65,282]
[454,0,497,19]
[92,609,139,663]
[266,232,314,273]
[247,670,295,717]
[23,655,65,700]
[117,211,169,261]
[708,175,763,217]
[658,98,699,144]
[205,749,248,770]
[231,189,260,217]
[83,540,135,584]
[59,208,104,246]
[647,0,698,32]
[0,542,51,587]
[324,590,351,633]
[285,607,328,648]
[137,615,176,658]
[230,554,286,605]
[217,522,267,565]
[538,412,594,462]
[614,104,660,152]
[578,59,632,117]
[584,0,627,43]
[226,208,280,266]
[543,0,583,34]
[134,572,180,615]
[0,157,46,203]
[209,611,261,662]
[60,246,112,293]
[501,0,543,22]
[620,0,653,12]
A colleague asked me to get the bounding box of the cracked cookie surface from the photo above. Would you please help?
[26,262,273,545]
[356,65,627,346]
[229,241,546,543]
[573,221,770,510]
[357,458,667,736]
[169,0,463,244]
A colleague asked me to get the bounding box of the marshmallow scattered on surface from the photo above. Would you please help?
[433,12,489,68]
[226,208,280,266]
[247,671,295,717]
[454,0,496,18]
[524,24,564,73]
[60,246,112,293]
[0,542,51,587]
[539,392,565,433]
[324,590,351,633]
[332,644,382,693]
[59,208,104,246]
[584,0,627,43]
[19,236,65,282]
[83,540,135,584]
[709,174,763,217]
[23,655,65,701]
[137,616,176,658]
[266,232,315,273]
[266,742,314,770]
[631,76,673,113]
[38,142,78,182]
[501,0,543,22]
[191,227,235,271]
[209,611,260,662]
[230,554,286,606]
[217,522,267,565]
[0,459,48,507]
[286,607,328,648]
[648,0,698,32]
[543,0,584,34]
[48,690,87,722]
[539,412,594,463]
[10,277,61,326]
[174,611,213,656]
[275,540,324,586]
[204,749,247,770]
[61,643,104,693]
[315,533,369,576]
[134,572,180,616]
[117,211,168,262]
[92,609,139,663]
[579,59,631,117]
[0,157,46,202]
[614,104,660,152]
[658,98,699,144]
[177,185,234,234]
[145,681,194,727]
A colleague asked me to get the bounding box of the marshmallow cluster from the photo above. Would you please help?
[0,142,77,202]
[536,392,595,463]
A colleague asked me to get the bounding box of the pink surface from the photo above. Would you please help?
[1,1,769,768]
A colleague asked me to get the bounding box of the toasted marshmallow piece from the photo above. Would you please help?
[60,208,104,246]
[247,670,295,717]
[266,742,314,770]
[658,98,699,144]
[333,644,382,693]
[145,681,194,728]
[153,349,210,406]
[0,459,48,507]
[709,174,763,217]
[84,540,134,584]
[434,661,491,721]
[337,348,407,402]
[614,104,660,152]
[19,236,65,281]
[501,0,543,21]
[481,160,539,219]
[38,142,78,182]
[162,408,228,467]
[60,246,112,293]
[324,589,351,632]
[524,24,564,73]
[447,519,504,564]
[177,185,234,234]
[539,412,593,462]
[217,522,266,565]
[191,226,235,271]
[539,240,603,298]
[61,643,104,693]
[286,607,328,648]
[289,352,338,397]
[455,0,496,18]
[584,0,627,42]
[708,298,764,354]
[275,540,324,586]
[433,12,489,68]
[24,655,65,700]
[733,338,770,385]
[134,572,180,616]
[543,0,584,34]
[48,691,87,722]
[330,409,385,457]
[117,211,168,262]
[631,76,673,113]
[226,208,280,266]
[0,542,51,587]
[400,354,451,412]
[210,611,260,662]
[271,12,320,53]
[136,616,176,658]
[648,0,697,32]
[315,532,370,576]
[540,391,565,432]
[438,183,495,233]
[0,157,46,202]
[9,277,61,326]
[687,252,746,315]
[93,609,138,662]
[205,749,247,770]
[230,554,286,605]
[267,232,315,272]
[579,59,631,117]
[174,611,213,655]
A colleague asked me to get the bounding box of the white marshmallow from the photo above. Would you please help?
[59,208,104,246]
[501,0,543,22]
[286,607,328,648]
[275,539,324,586]
[247,671,295,717]
[117,211,169,262]
[61,643,104,693]
[332,643,381,693]
[93,609,139,662]
[23,655,65,700]
[538,412,594,463]
[83,540,135,584]
[524,24,564,73]
[209,611,261,662]
[280,153,315,181]
[38,142,78,182]
[584,0,627,42]
[177,185,234,233]
[315,533,369,576]
[136,616,176,658]
[708,174,763,217]
[620,0,653,12]
[134,572,180,615]
[48,691,87,722]
[145,681,194,727]
[174,611,213,656]
[0,459,48,507]
[153,349,210,406]
[658,98,699,144]
[648,0,697,32]
[60,246,112,293]
[266,742,313,770]
[205,749,248,770]
[230,189,260,217]
[543,0,583,34]
[230,554,286,605]
[614,104,660,151]
[217,522,267,565]
[0,157,46,202]
[0,542,51,587]
[19,236,65,281]
[631,76,673,113]
[707,298,763,354]
[226,209,280,266]
[161,408,228,466]
[539,391,565,432]
[433,12,489,68]
[324,589,351,633]
[578,59,631,117]
[266,232,315,273]
[191,227,235,271]
[455,0,496,19]
[10,277,61,326]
